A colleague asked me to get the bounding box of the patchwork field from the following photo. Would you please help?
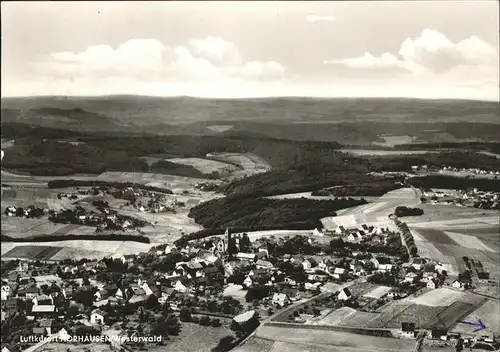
[206,152,271,178]
[1,240,154,261]
[148,321,234,352]
[252,325,415,352]
[451,299,500,337]
[1,216,97,239]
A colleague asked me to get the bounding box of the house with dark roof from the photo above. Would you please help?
[401,322,416,338]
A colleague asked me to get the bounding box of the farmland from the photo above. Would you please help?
[251,325,415,352]
[1,239,154,261]
[147,321,234,352]
[207,152,271,178]
[451,299,500,337]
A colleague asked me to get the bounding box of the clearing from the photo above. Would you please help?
[167,157,238,174]
[206,152,271,178]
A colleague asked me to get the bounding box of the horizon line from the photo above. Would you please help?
[1,94,498,103]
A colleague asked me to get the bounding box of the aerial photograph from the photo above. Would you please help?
[1,1,499,352]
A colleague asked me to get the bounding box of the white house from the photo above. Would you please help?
[272,293,291,307]
[401,323,416,339]
[332,267,347,280]
[1,285,11,300]
[243,276,253,287]
[337,288,352,301]
[452,280,464,290]
[427,279,438,289]
[174,280,187,293]
[378,264,393,272]
[236,252,256,261]
[312,228,324,237]
[256,260,274,270]
[90,309,108,325]
[404,272,418,283]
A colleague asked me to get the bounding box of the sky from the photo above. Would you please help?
[1,1,499,100]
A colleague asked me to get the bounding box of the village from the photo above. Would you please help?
[2,214,494,352]
[420,188,500,210]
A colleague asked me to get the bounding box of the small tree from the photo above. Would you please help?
[179,308,192,322]
[199,316,211,326]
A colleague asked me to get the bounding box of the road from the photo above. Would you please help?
[236,274,374,349]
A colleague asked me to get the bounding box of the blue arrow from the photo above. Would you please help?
[458,319,486,332]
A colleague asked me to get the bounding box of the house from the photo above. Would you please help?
[94,289,109,301]
[347,232,363,242]
[305,282,322,291]
[174,280,188,293]
[378,263,393,272]
[1,284,11,300]
[284,277,297,286]
[62,288,73,300]
[128,294,151,306]
[90,309,108,325]
[18,262,29,271]
[282,288,301,301]
[312,228,324,237]
[114,288,125,300]
[272,293,291,307]
[411,258,427,271]
[232,310,259,332]
[243,276,253,287]
[290,255,304,264]
[33,295,54,306]
[401,322,416,338]
[337,288,352,301]
[429,328,448,340]
[31,305,57,316]
[255,260,274,270]
[302,258,317,271]
[452,280,465,290]
[427,279,438,289]
[332,267,347,281]
[121,254,135,264]
[404,272,418,283]
[387,291,402,300]
[236,252,256,261]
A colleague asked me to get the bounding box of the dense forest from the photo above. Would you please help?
[311,181,403,197]
[3,124,500,199]
[187,197,367,230]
